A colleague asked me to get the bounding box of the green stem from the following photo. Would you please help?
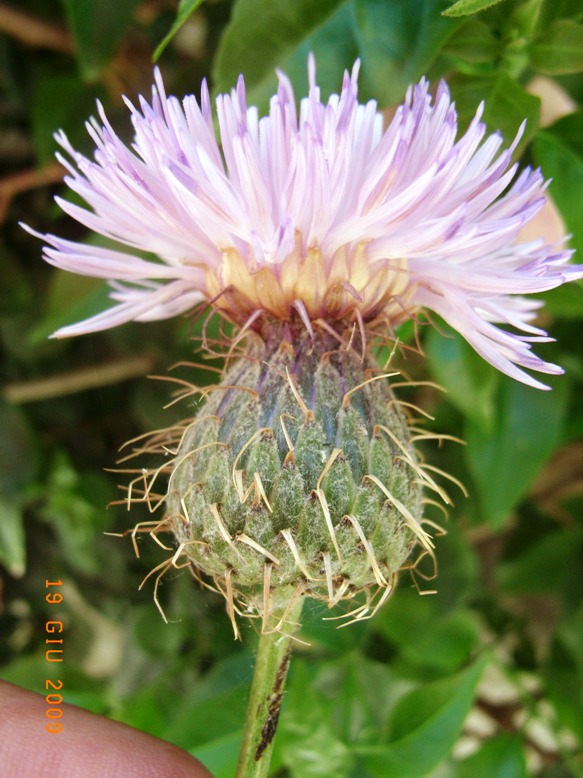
[236,598,304,778]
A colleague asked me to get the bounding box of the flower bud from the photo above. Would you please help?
[165,324,432,631]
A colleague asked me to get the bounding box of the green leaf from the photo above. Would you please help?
[442,0,506,17]
[338,656,404,736]
[448,71,540,148]
[465,376,568,528]
[117,649,251,751]
[239,4,359,113]
[0,245,33,316]
[534,131,583,258]
[190,730,242,778]
[308,655,403,745]
[443,19,501,63]
[509,0,549,40]
[0,497,26,578]
[481,73,540,148]
[299,598,368,652]
[456,734,528,778]
[0,652,104,699]
[498,528,583,597]
[361,657,488,778]
[352,0,463,104]
[212,0,347,92]
[546,111,583,158]
[279,659,353,778]
[37,452,116,574]
[62,0,141,81]
[426,324,499,432]
[153,0,206,61]
[155,651,252,746]
[535,282,583,320]
[536,0,583,29]
[377,593,479,673]
[164,685,249,749]
[29,269,110,344]
[544,605,583,742]
[32,73,101,165]
[0,400,38,576]
[529,21,583,75]
[287,721,352,778]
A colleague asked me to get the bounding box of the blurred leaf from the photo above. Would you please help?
[299,598,368,652]
[504,0,547,36]
[304,654,402,745]
[534,132,583,269]
[544,606,583,741]
[456,734,528,778]
[213,0,346,93]
[0,652,105,699]
[465,376,568,528]
[556,603,583,671]
[117,678,169,737]
[498,528,583,598]
[159,652,252,749]
[536,282,583,320]
[0,400,38,495]
[443,0,506,17]
[62,0,141,81]
[132,605,186,659]
[0,654,60,693]
[0,497,26,578]
[536,0,583,28]
[29,269,110,344]
[280,659,353,777]
[482,72,540,147]
[32,74,100,165]
[37,452,114,574]
[0,247,33,316]
[191,730,242,778]
[154,0,206,61]
[352,0,462,104]
[426,324,499,433]
[546,111,583,157]
[443,19,501,63]
[241,3,360,112]
[529,21,583,75]
[164,685,249,749]
[361,656,487,777]
[116,645,250,745]
[375,585,480,674]
[449,70,539,147]
[0,401,38,576]
[446,74,495,129]
[424,517,479,610]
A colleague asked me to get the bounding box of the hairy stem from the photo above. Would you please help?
[236,598,304,778]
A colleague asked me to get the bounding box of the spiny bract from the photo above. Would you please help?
[156,325,434,633]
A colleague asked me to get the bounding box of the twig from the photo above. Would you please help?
[4,355,156,403]
[0,161,65,223]
[0,2,74,53]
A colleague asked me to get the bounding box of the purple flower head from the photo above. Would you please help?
[25,58,582,389]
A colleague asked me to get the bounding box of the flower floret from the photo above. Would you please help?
[24,59,582,388]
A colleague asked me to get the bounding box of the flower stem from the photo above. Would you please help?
[236,598,304,778]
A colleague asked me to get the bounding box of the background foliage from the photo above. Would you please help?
[1,0,582,775]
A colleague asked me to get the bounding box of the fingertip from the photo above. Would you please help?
[0,681,213,778]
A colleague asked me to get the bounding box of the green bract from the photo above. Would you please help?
[164,326,432,632]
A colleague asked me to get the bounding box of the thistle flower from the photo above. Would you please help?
[25,60,583,778]
[26,61,581,633]
[27,59,581,388]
